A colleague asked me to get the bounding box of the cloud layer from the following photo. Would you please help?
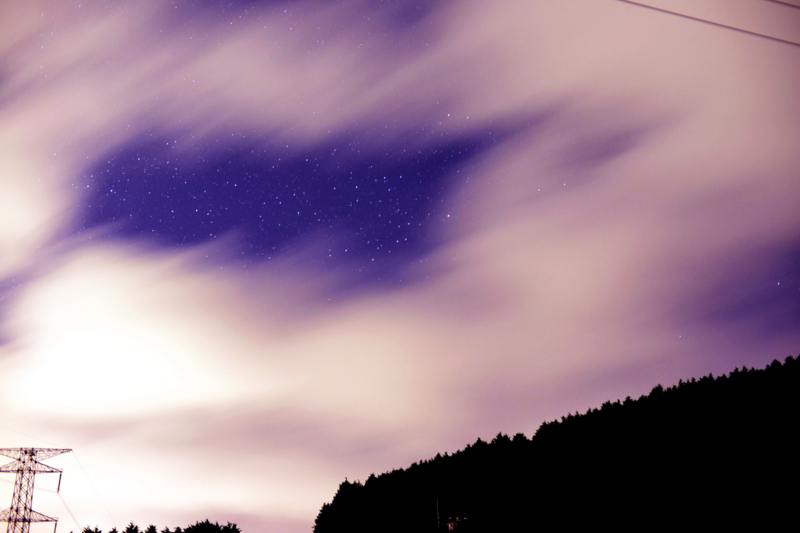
[1,1,798,531]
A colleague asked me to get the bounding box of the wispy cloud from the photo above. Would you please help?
[0,1,798,531]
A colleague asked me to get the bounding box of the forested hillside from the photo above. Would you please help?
[314,356,800,531]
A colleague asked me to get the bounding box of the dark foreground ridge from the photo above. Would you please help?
[314,356,800,531]
[79,519,240,533]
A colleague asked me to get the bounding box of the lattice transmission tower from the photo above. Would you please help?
[0,448,71,533]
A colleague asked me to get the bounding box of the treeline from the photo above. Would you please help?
[314,355,800,531]
[79,519,240,533]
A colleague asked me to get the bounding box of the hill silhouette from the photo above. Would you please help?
[314,355,800,531]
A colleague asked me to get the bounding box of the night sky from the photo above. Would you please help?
[1,1,799,532]
[74,116,530,290]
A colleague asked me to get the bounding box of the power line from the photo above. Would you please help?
[615,0,800,48]
[760,0,800,10]
[0,425,62,448]
[71,452,117,530]
[58,492,83,532]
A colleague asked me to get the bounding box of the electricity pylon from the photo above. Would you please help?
[0,448,71,533]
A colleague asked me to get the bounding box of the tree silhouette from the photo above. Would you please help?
[184,520,241,533]
[314,355,800,532]
[74,520,239,533]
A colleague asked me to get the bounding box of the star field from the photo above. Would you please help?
[74,119,528,288]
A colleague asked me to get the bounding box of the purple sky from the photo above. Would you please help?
[1,1,799,531]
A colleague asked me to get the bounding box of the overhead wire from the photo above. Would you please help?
[71,451,118,531]
[0,424,63,447]
[614,0,800,48]
[23,481,84,530]
[58,492,83,532]
[760,0,800,10]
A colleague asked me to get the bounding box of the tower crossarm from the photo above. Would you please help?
[0,510,57,523]
[0,449,70,462]
[0,448,70,533]
[0,461,62,474]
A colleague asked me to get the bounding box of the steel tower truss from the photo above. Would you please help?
[0,448,70,533]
